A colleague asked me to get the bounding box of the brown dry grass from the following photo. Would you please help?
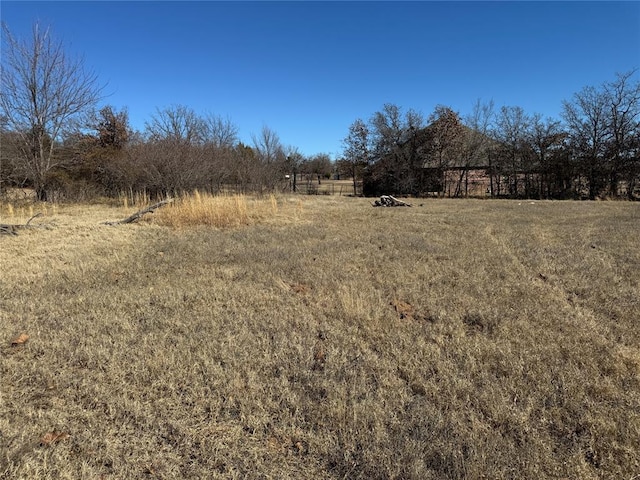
[1,196,639,479]
[152,191,282,229]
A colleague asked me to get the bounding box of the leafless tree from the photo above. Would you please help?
[141,105,208,194]
[304,153,333,184]
[252,125,284,164]
[204,113,238,149]
[603,71,640,198]
[283,146,303,192]
[251,125,286,191]
[492,106,532,197]
[528,113,566,198]
[458,100,494,196]
[562,85,610,199]
[0,21,103,200]
[145,104,206,145]
[230,142,259,192]
[423,105,465,196]
[341,118,370,195]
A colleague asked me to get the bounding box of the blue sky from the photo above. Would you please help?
[2,1,639,157]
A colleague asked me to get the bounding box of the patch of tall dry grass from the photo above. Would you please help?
[152,191,280,229]
[0,201,58,223]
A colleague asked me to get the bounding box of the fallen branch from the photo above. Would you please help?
[103,198,174,225]
[0,225,18,236]
[25,212,44,226]
[0,212,44,235]
[372,195,412,207]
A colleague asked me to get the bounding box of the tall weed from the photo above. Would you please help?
[153,191,279,228]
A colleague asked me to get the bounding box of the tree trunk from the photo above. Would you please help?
[36,184,48,202]
[352,166,358,196]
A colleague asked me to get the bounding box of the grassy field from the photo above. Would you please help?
[1,195,639,479]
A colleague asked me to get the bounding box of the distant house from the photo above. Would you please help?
[419,166,493,197]
[364,115,639,200]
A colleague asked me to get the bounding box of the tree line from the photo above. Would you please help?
[2,22,638,202]
[0,22,332,202]
[341,71,640,200]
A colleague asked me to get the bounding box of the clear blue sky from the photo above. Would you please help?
[2,1,639,157]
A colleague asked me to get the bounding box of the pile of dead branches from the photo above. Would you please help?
[371,195,412,207]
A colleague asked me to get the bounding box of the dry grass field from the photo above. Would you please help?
[1,194,639,479]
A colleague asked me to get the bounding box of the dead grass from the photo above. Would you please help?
[152,191,281,229]
[0,196,639,479]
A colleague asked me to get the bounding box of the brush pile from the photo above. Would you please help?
[371,195,412,207]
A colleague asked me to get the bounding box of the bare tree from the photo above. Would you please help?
[141,105,209,194]
[283,146,303,192]
[252,125,283,164]
[0,22,103,200]
[341,118,370,195]
[230,142,259,192]
[145,104,206,145]
[401,108,425,194]
[457,100,494,196]
[562,86,610,199]
[423,105,465,196]
[492,106,532,197]
[304,153,333,184]
[529,113,566,198]
[204,113,238,149]
[603,71,640,198]
[251,125,286,190]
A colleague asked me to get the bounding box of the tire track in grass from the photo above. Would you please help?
[481,224,614,345]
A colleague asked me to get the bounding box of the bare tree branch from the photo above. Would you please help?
[103,198,174,225]
[1,21,104,200]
